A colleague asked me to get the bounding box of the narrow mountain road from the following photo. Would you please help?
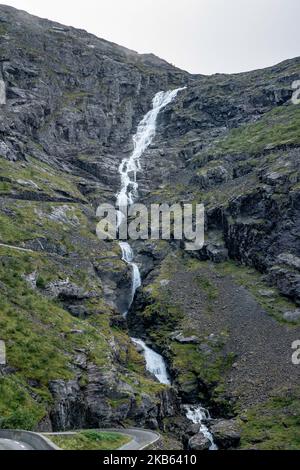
[110,428,160,450]
[0,243,34,253]
[0,438,33,450]
[0,429,160,451]
[45,428,160,451]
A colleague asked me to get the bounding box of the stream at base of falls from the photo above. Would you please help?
[184,405,218,450]
[115,88,217,450]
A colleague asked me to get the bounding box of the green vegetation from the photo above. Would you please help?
[205,105,300,157]
[240,391,300,450]
[0,199,100,259]
[0,245,168,429]
[0,247,113,429]
[0,24,7,36]
[0,156,86,201]
[48,430,131,450]
[194,275,218,301]
[132,253,234,404]
[0,376,45,429]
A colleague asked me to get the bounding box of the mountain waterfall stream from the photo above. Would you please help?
[115,88,216,449]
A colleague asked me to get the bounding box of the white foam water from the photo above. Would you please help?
[131,338,170,385]
[114,87,217,449]
[0,80,6,105]
[119,241,141,311]
[116,88,185,315]
[116,87,186,209]
[184,404,217,450]
[116,89,185,397]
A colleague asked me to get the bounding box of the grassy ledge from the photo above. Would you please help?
[48,430,131,450]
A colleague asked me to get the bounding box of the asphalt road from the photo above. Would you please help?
[45,428,160,451]
[0,428,160,451]
[107,428,160,450]
[0,243,34,252]
[0,438,33,450]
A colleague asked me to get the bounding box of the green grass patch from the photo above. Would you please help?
[0,249,112,429]
[240,391,300,449]
[206,105,300,156]
[48,430,131,450]
[0,156,86,201]
[0,376,46,430]
[194,275,218,301]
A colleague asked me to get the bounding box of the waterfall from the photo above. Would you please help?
[115,88,185,386]
[114,87,217,449]
[116,87,186,209]
[116,87,186,312]
[131,338,170,385]
[184,405,218,450]
[119,241,141,312]
[0,80,6,105]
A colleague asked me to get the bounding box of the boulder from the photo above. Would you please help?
[46,280,91,300]
[68,305,89,319]
[283,309,300,322]
[210,419,241,449]
[171,332,199,345]
[206,244,229,263]
[277,253,300,271]
[188,432,211,451]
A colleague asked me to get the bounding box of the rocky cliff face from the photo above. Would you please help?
[0,5,300,449]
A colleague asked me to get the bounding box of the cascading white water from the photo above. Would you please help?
[116,87,186,209]
[116,87,186,313]
[115,87,216,449]
[184,405,218,450]
[131,338,170,385]
[115,88,185,388]
[119,241,141,312]
[0,80,6,105]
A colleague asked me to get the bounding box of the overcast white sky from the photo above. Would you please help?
[2,0,300,74]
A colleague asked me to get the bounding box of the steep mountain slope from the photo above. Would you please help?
[0,5,299,449]
[0,4,186,433]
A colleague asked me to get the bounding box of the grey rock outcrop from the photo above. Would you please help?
[0,4,299,447]
[188,433,211,450]
[49,365,180,431]
[210,419,241,449]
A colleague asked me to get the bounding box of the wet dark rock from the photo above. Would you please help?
[188,433,211,451]
[46,280,91,300]
[109,314,128,330]
[49,362,180,431]
[186,423,201,437]
[67,305,90,318]
[210,419,241,449]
